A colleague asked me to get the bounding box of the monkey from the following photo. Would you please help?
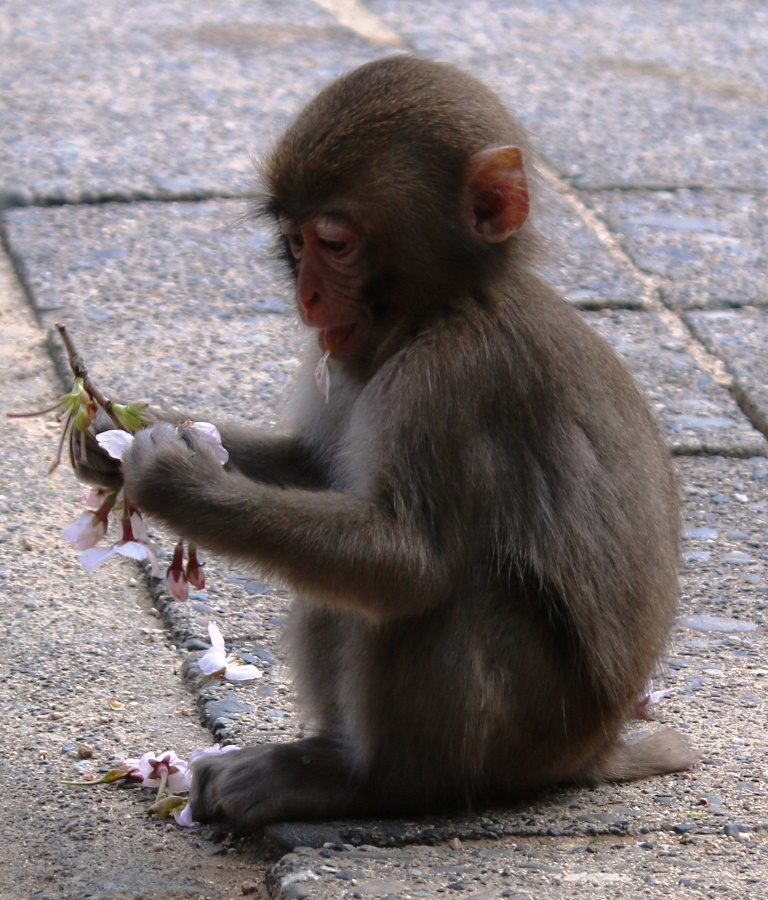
[77,54,695,830]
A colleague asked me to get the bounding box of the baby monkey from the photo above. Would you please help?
[80,54,695,829]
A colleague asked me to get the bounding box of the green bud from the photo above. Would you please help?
[112,401,151,432]
[148,795,187,817]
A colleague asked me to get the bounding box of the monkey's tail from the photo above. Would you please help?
[586,728,698,784]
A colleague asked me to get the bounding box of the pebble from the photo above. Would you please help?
[680,615,757,633]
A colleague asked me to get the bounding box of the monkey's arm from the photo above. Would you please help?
[122,424,449,619]
[214,424,325,489]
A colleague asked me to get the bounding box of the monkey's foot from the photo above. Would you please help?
[189,736,372,830]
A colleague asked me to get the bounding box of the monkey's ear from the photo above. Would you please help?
[466,146,529,243]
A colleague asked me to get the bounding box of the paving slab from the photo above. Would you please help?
[0,0,385,205]
[267,833,768,899]
[686,308,768,436]
[584,309,767,457]
[584,190,768,310]
[371,0,768,188]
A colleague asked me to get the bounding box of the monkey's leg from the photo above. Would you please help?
[189,735,374,828]
[584,729,698,784]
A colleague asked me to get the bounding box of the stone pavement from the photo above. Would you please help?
[1,2,767,898]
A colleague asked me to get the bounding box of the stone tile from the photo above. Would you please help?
[0,0,383,203]
[373,0,768,188]
[686,308,768,435]
[584,190,768,310]
[4,200,300,422]
[536,185,646,308]
[582,310,767,456]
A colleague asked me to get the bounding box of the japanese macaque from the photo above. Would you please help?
[79,54,695,829]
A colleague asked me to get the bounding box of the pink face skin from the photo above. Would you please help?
[280,214,372,363]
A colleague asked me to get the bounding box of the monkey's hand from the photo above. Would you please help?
[121,423,225,520]
[72,405,193,491]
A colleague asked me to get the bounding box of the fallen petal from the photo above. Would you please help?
[172,803,199,828]
[197,646,227,676]
[207,621,225,652]
[224,665,262,682]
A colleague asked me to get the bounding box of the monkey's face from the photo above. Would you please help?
[279,213,374,363]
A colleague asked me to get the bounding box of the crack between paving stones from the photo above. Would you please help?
[538,162,768,451]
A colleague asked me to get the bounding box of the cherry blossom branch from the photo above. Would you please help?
[55,323,126,431]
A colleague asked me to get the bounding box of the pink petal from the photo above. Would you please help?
[166,569,189,602]
[62,512,107,550]
[115,541,150,561]
[189,744,240,765]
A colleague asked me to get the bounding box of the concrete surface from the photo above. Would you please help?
[1,2,767,898]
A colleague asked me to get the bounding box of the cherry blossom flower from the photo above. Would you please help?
[79,509,160,577]
[62,488,118,550]
[198,622,262,682]
[121,750,190,795]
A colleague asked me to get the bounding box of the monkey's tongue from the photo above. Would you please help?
[319,324,356,353]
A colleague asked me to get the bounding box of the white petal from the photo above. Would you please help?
[198,647,227,676]
[190,422,229,465]
[314,350,331,403]
[190,422,222,442]
[95,430,134,460]
[207,621,225,652]
[130,512,150,542]
[116,541,149,561]
[79,545,117,570]
[172,803,199,828]
[224,665,262,682]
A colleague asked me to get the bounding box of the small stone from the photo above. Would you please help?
[724,823,749,838]
[241,882,260,895]
[449,837,462,850]
[76,744,93,759]
[673,823,694,835]
[50,712,63,721]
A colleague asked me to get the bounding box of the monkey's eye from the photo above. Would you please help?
[315,218,359,259]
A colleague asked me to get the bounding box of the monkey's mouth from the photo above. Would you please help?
[319,324,358,354]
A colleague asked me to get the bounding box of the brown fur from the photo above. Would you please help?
[83,55,695,828]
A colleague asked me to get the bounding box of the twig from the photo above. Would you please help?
[55,323,126,430]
